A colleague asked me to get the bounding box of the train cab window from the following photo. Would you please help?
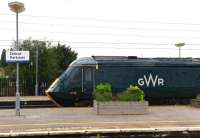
[83,68,93,93]
[70,68,82,82]
[84,68,92,81]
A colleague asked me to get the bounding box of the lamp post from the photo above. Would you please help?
[35,45,38,96]
[8,1,25,116]
[175,43,185,58]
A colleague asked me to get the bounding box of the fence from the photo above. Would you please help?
[0,78,51,96]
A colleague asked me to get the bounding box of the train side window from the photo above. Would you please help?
[70,68,82,82]
[84,68,92,81]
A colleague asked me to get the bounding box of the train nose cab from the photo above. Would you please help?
[46,66,95,107]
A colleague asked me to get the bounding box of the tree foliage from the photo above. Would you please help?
[55,43,77,75]
[0,40,78,81]
[0,49,6,67]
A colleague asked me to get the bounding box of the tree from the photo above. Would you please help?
[0,49,15,77]
[0,49,7,67]
[0,40,78,95]
[54,43,78,75]
[0,40,78,81]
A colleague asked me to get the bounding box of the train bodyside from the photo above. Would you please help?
[96,62,200,101]
[46,56,200,106]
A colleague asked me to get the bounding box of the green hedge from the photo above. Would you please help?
[93,83,112,101]
[117,85,144,101]
[196,94,200,101]
[94,83,145,102]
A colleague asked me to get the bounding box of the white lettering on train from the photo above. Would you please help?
[138,73,164,87]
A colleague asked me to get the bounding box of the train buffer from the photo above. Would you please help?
[0,106,199,137]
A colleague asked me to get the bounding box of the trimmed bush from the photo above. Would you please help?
[196,94,200,101]
[93,83,145,102]
[93,83,112,101]
[117,85,144,101]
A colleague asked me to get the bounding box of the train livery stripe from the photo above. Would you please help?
[45,78,62,107]
[46,78,59,93]
[46,92,62,107]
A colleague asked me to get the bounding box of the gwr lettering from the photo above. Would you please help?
[138,73,164,87]
[138,78,144,86]
[158,78,164,86]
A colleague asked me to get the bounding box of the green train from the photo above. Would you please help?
[46,56,200,106]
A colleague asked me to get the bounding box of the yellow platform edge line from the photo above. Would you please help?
[1,120,200,127]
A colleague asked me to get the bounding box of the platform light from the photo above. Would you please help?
[8,1,25,116]
[175,43,185,58]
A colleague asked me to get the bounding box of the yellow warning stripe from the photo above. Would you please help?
[46,78,59,93]
[0,121,119,128]
[45,78,62,107]
[45,92,62,107]
[1,120,200,127]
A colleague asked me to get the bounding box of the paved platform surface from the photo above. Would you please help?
[0,105,199,136]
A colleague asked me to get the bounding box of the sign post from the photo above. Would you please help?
[8,1,25,116]
[6,51,30,63]
[6,50,29,116]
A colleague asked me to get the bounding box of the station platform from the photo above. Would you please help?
[0,96,54,108]
[0,105,200,137]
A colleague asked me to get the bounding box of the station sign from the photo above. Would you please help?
[6,51,30,63]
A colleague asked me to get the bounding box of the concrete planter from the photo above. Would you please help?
[93,100,149,115]
[191,99,200,108]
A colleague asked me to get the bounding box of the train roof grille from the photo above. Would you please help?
[92,56,200,61]
[128,56,137,59]
[154,57,195,61]
[92,56,137,60]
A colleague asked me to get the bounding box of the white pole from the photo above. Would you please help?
[35,45,38,96]
[8,1,25,116]
[15,12,20,116]
[175,43,185,58]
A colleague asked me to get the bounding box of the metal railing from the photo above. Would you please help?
[0,78,51,96]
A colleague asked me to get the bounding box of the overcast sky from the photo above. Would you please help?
[1,0,200,58]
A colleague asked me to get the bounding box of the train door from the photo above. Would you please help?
[82,67,95,99]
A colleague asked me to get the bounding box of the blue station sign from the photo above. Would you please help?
[6,51,30,63]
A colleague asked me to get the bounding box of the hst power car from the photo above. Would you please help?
[46,56,200,106]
